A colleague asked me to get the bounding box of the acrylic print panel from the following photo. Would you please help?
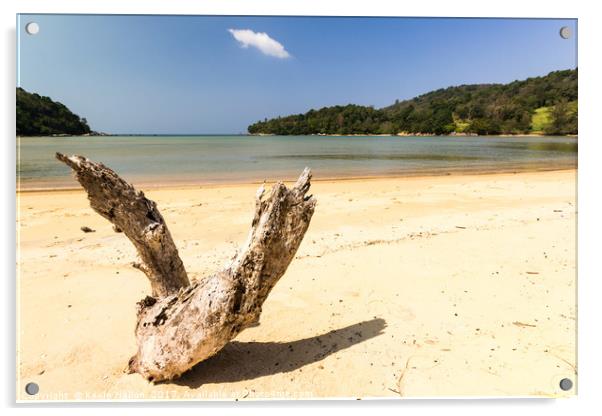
[16,14,577,401]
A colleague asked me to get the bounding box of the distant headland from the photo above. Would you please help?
[248,69,577,136]
[16,87,107,137]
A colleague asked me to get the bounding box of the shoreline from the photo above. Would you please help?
[17,165,577,193]
[250,133,578,138]
[18,133,579,138]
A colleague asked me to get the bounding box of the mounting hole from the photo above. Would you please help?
[25,382,39,395]
[559,378,573,391]
[25,22,40,35]
[559,26,571,40]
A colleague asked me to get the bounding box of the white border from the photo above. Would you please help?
[2,1,601,414]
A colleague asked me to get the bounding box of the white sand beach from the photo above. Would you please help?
[17,170,577,400]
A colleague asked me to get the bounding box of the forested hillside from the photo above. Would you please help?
[248,69,577,136]
[17,87,91,136]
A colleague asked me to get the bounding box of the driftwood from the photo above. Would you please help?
[56,153,316,382]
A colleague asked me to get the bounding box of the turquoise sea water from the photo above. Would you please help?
[17,135,577,189]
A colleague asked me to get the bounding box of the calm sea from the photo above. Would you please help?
[17,135,577,190]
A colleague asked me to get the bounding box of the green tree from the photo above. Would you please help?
[17,88,91,136]
[247,69,577,136]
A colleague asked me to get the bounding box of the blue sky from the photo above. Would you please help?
[17,15,577,134]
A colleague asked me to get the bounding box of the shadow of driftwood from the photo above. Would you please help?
[173,318,386,387]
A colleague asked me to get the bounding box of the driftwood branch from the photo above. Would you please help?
[56,153,189,297]
[56,153,316,382]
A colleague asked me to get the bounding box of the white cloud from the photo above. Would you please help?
[228,29,291,59]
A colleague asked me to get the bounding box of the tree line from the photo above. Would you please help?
[17,87,91,136]
[248,69,577,136]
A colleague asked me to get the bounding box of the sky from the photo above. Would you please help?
[17,15,577,134]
